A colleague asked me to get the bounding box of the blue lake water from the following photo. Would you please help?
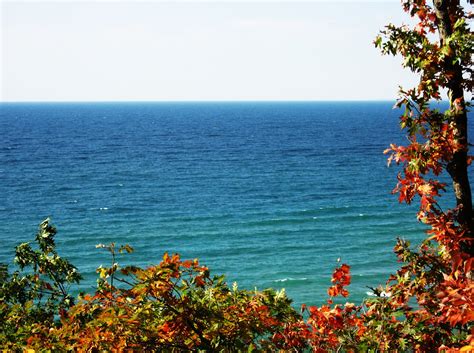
[0,101,466,307]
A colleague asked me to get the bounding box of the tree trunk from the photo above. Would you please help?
[434,0,473,253]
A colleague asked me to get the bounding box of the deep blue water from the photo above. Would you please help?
[0,101,463,307]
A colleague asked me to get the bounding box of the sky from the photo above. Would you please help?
[1,0,420,102]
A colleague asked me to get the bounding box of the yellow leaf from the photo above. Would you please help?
[418,184,432,194]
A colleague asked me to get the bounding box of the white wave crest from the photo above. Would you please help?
[274,277,308,283]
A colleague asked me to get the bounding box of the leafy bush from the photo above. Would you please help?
[1,220,303,351]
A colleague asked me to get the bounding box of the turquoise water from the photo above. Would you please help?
[0,101,456,307]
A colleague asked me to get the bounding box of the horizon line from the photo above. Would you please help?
[0,99,398,104]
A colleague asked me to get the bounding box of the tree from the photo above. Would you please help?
[376,0,473,247]
[371,0,473,349]
[434,0,473,237]
[282,1,474,350]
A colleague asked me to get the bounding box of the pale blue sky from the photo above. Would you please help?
[2,0,420,102]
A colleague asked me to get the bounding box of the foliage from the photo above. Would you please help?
[1,0,473,351]
[0,219,81,349]
[1,220,304,351]
[370,0,473,350]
